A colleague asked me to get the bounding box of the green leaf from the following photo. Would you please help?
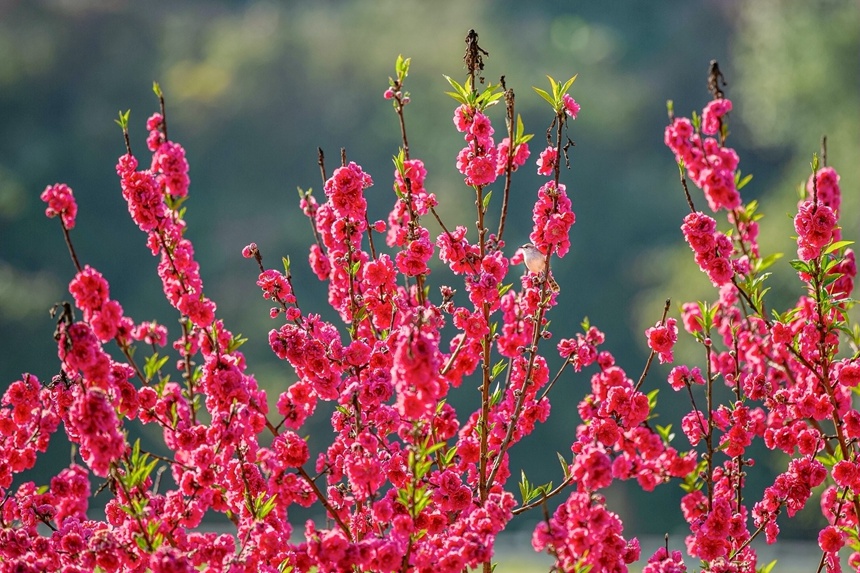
[491,359,508,380]
[532,86,554,107]
[442,446,458,466]
[580,317,591,331]
[656,424,675,444]
[824,240,854,255]
[489,384,503,407]
[443,75,471,106]
[228,333,248,353]
[443,74,465,95]
[816,451,841,468]
[691,110,701,131]
[477,82,504,108]
[143,353,170,383]
[114,109,131,130]
[335,404,351,416]
[515,114,532,144]
[424,441,446,457]
[646,388,660,410]
[699,301,718,332]
[395,54,410,79]
[498,283,513,297]
[789,259,811,273]
[754,253,783,273]
[258,493,278,519]
[557,452,570,479]
[282,256,291,276]
[482,190,492,211]
[152,81,163,98]
[519,470,531,503]
[736,172,754,191]
[558,74,577,97]
[758,560,778,573]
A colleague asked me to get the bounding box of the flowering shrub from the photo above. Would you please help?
[2,33,857,573]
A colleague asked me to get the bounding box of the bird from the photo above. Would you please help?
[519,243,560,292]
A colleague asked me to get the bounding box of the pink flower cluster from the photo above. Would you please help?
[147,114,190,199]
[387,158,437,248]
[40,182,78,229]
[454,106,499,186]
[557,326,604,372]
[645,317,678,364]
[753,457,827,543]
[495,136,530,175]
[680,211,735,285]
[10,55,860,573]
[665,99,740,212]
[530,181,575,257]
[0,375,60,487]
[664,86,860,570]
[454,102,532,186]
[69,265,131,342]
[563,94,581,119]
[533,491,640,572]
[794,165,841,261]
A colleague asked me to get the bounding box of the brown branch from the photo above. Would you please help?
[634,298,671,392]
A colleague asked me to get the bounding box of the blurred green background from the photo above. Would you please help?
[1,0,858,557]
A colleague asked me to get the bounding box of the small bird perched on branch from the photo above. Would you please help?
[519,243,560,292]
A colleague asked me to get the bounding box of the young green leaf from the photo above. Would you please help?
[824,240,854,255]
[482,190,492,211]
[532,86,555,107]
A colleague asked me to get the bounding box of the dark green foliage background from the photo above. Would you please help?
[1,0,857,540]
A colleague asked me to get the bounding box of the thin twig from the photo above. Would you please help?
[634,298,671,392]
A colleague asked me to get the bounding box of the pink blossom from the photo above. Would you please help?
[645,318,678,363]
[808,166,841,212]
[495,137,531,174]
[818,525,845,553]
[562,94,581,119]
[701,98,732,135]
[40,183,78,229]
[453,104,474,132]
[273,431,310,468]
[838,360,860,387]
[794,200,837,260]
[69,266,110,319]
[536,146,558,176]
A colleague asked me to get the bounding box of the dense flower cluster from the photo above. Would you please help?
[680,211,735,286]
[645,317,678,364]
[663,93,858,571]
[664,99,740,212]
[3,52,857,573]
[40,182,78,229]
[794,166,842,261]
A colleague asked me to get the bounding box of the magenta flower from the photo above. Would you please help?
[536,146,557,176]
[645,318,678,364]
[40,183,78,229]
[562,93,581,119]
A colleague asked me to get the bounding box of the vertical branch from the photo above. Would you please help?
[497,86,516,242]
[704,338,715,510]
[60,224,83,274]
[461,28,495,511]
[317,147,327,183]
